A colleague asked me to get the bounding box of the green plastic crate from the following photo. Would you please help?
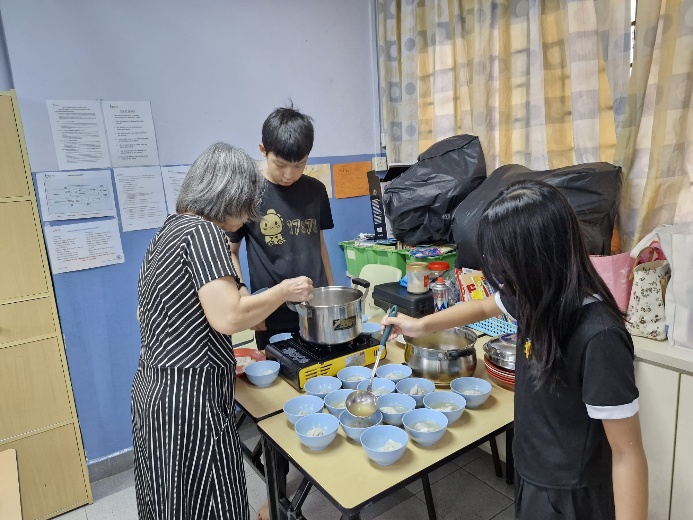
[339,241,457,278]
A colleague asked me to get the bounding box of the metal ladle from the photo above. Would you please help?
[345,305,398,417]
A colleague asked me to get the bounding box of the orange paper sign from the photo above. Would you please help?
[333,161,371,199]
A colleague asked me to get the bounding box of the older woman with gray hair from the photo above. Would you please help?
[131,142,313,520]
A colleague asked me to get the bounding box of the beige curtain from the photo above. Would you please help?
[377,0,631,173]
[615,0,693,249]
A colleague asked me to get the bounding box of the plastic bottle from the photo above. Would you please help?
[431,277,449,312]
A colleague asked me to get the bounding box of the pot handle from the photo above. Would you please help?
[286,301,308,316]
[351,277,371,303]
[446,347,476,360]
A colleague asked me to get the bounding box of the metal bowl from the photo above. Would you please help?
[403,327,478,385]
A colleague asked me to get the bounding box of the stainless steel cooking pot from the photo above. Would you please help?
[404,327,478,385]
[483,333,516,371]
[288,278,370,345]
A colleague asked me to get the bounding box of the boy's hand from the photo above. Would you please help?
[280,276,314,303]
[381,314,424,341]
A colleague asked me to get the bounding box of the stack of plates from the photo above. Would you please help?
[484,355,515,390]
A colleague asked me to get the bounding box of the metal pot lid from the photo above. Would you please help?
[404,327,478,352]
[484,333,517,371]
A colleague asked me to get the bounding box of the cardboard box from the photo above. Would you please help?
[455,269,493,301]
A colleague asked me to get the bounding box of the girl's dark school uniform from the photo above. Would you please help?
[495,291,639,520]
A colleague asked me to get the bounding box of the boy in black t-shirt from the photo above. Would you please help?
[229,106,334,520]
[228,103,334,348]
[382,181,648,520]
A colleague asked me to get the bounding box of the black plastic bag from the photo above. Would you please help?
[382,135,486,245]
[451,162,623,269]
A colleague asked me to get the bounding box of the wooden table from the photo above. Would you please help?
[232,325,400,475]
[235,359,302,480]
[258,337,515,520]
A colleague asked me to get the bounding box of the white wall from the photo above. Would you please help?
[0,0,380,170]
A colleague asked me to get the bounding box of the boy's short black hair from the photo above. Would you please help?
[262,102,314,162]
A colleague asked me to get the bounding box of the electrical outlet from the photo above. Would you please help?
[372,156,388,171]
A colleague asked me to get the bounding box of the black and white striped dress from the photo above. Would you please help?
[132,213,248,520]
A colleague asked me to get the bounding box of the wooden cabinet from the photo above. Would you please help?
[0,90,91,518]
[2,425,90,520]
[0,337,73,440]
[670,374,693,520]
[634,361,679,520]
[0,94,31,198]
[0,201,50,301]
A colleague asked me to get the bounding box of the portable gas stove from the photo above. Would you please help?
[265,333,383,391]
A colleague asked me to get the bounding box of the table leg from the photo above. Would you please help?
[251,439,264,472]
[505,427,515,485]
[288,478,312,519]
[235,409,248,429]
[262,436,281,520]
[489,435,503,478]
[421,474,437,520]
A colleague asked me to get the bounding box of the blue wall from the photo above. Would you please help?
[38,154,376,462]
[2,1,382,463]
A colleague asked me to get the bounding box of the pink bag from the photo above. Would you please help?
[590,253,636,312]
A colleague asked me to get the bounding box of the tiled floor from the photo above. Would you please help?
[58,421,515,520]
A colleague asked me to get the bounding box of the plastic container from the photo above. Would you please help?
[431,277,449,312]
[339,241,456,279]
[427,261,449,280]
[406,262,430,294]
[339,241,407,277]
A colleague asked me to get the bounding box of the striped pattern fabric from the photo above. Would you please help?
[132,213,248,520]
[377,0,630,173]
[615,0,693,249]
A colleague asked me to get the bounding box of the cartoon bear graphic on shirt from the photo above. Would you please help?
[260,209,285,246]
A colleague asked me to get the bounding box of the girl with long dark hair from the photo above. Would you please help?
[383,181,647,520]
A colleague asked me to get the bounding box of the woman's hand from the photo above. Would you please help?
[381,313,425,340]
[279,276,314,303]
